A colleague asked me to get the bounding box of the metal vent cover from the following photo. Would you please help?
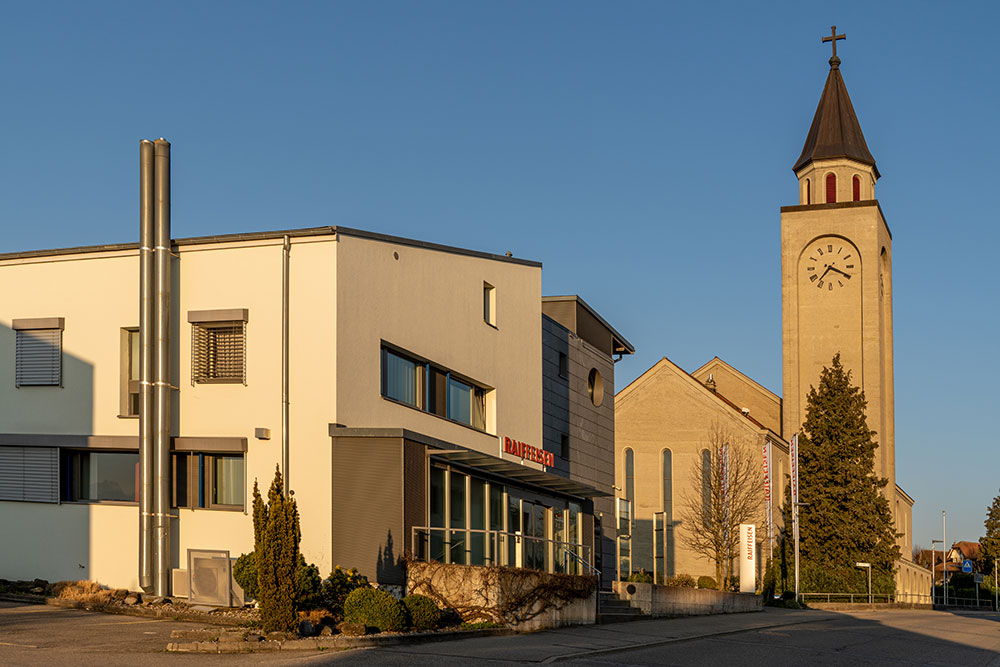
[187,549,232,607]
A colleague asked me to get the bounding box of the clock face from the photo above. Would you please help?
[804,239,857,292]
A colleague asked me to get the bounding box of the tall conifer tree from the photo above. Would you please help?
[257,467,301,633]
[788,354,900,593]
[979,492,1000,574]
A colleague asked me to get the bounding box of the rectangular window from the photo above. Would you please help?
[381,344,491,432]
[191,322,246,384]
[483,282,496,327]
[172,452,244,510]
[13,318,64,387]
[63,450,139,503]
[560,434,570,460]
[0,446,59,503]
[558,352,569,380]
[382,348,424,409]
[120,328,140,416]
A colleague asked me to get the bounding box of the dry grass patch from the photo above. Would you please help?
[54,580,115,603]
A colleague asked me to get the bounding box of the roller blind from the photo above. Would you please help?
[0,446,59,502]
[15,329,62,387]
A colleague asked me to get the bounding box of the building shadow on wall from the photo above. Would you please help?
[0,321,95,584]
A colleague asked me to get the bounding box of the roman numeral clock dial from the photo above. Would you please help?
[804,239,856,291]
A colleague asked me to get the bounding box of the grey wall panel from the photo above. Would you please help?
[331,437,403,585]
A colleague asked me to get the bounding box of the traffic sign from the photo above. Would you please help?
[962,559,974,574]
[975,573,985,584]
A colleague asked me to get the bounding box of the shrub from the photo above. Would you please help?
[257,468,301,633]
[343,587,410,633]
[402,594,440,631]
[321,566,370,620]
[666,574,696,588]
[697,576,717,590]
[295,556,323,610]
[233,552,258,599]
[627,570,654,584]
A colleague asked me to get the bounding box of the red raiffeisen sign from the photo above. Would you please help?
[502,436,554,468]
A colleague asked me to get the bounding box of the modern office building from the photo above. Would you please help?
[0,221,630,594]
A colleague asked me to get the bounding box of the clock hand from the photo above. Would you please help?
[818,266,832,281]
[828,265,851,278]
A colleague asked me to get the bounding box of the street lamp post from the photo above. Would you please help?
[943,510,948,607]
[794,501,810,603]
[995,559,998,612]
[931,539,943,606]
[856,562,872,604]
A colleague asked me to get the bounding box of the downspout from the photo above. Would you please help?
[153,138,172,596]
[282,235,290,496]
[138,140,155,593]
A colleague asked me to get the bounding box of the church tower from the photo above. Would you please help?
[781,28,895,497]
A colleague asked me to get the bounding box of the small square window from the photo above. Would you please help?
[172,452,244,510]
[483,282,496,327]
[13,319,64,387]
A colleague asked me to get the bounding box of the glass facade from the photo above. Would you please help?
[424,463,588,574]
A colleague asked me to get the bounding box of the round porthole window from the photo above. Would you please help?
[588,368,604,407]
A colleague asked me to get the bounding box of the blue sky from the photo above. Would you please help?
[2,1,997,548]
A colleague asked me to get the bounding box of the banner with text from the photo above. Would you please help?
[761,440,773,550]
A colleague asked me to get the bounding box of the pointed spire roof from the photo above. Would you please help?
[793,57,879,178]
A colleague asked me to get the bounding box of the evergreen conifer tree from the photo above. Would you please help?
[782,354,900,593]
[979,492,1000,573]
[257,467,301,633]
[252,480,266,555]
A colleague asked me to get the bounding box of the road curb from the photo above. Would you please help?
[166,627,513,653]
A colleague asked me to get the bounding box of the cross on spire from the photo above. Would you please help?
[822,25,846,67]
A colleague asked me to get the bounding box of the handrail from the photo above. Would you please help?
[562,546,599,577]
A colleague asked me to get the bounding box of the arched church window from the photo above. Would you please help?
[853,175,861,201]
[826,173,837,203]
[701,449,711,526]
[805,178,811,204]
[624,448,635,505]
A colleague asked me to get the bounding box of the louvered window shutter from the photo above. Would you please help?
[0,446,58,502]
[16,329,62,386]
[192,322,246,384]
[826,173,837,203]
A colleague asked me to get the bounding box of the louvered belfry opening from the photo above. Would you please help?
[853,175,861,201]
[191,322,246,384]
[826,173,837,203]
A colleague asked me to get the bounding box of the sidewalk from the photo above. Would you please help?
[310,607,842,665]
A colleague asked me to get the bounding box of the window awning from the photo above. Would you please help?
[428,448,611,499]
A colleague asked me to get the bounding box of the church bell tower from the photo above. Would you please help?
[781,27,895,495]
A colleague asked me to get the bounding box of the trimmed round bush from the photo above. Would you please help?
[697,576,717,590]
[402,594,440,631]
[626,571,653,584]
[666,574,696,588]
[343,587,410,633]
[233,552,258,599]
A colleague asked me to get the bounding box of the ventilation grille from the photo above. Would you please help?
[187,549,232,607]
[191,322,245,385]
[15,329,62,387]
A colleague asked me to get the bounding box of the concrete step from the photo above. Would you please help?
[598,609,645,624]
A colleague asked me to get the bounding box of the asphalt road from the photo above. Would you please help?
[2,600,999,666]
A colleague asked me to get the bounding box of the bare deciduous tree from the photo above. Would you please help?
[678,424,764,589]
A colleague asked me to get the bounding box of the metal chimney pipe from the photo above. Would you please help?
[138,140,155,593]
[153,138,172,596]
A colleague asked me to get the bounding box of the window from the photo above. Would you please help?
[558,352,569,379]
[13,318,64,387]
[588,368,604,406]
[381,344,490,432]
[662,449,674,577]
[173,452,245,510]
[624,448,634,504]
[62,450,138,503]
[701,449,712,526]
[0,446,58,502]
[826,173,837,203]
[852,175,861,201]
[560,433,570,460]
[120,328,140,417]
[188,309,249,385]
[483,282,496,327]
[805,178,811,204]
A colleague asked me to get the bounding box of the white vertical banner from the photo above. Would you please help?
[739,524,756,593]
[761,441,773,557]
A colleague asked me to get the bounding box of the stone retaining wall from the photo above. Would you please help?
[612,581,762,617]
